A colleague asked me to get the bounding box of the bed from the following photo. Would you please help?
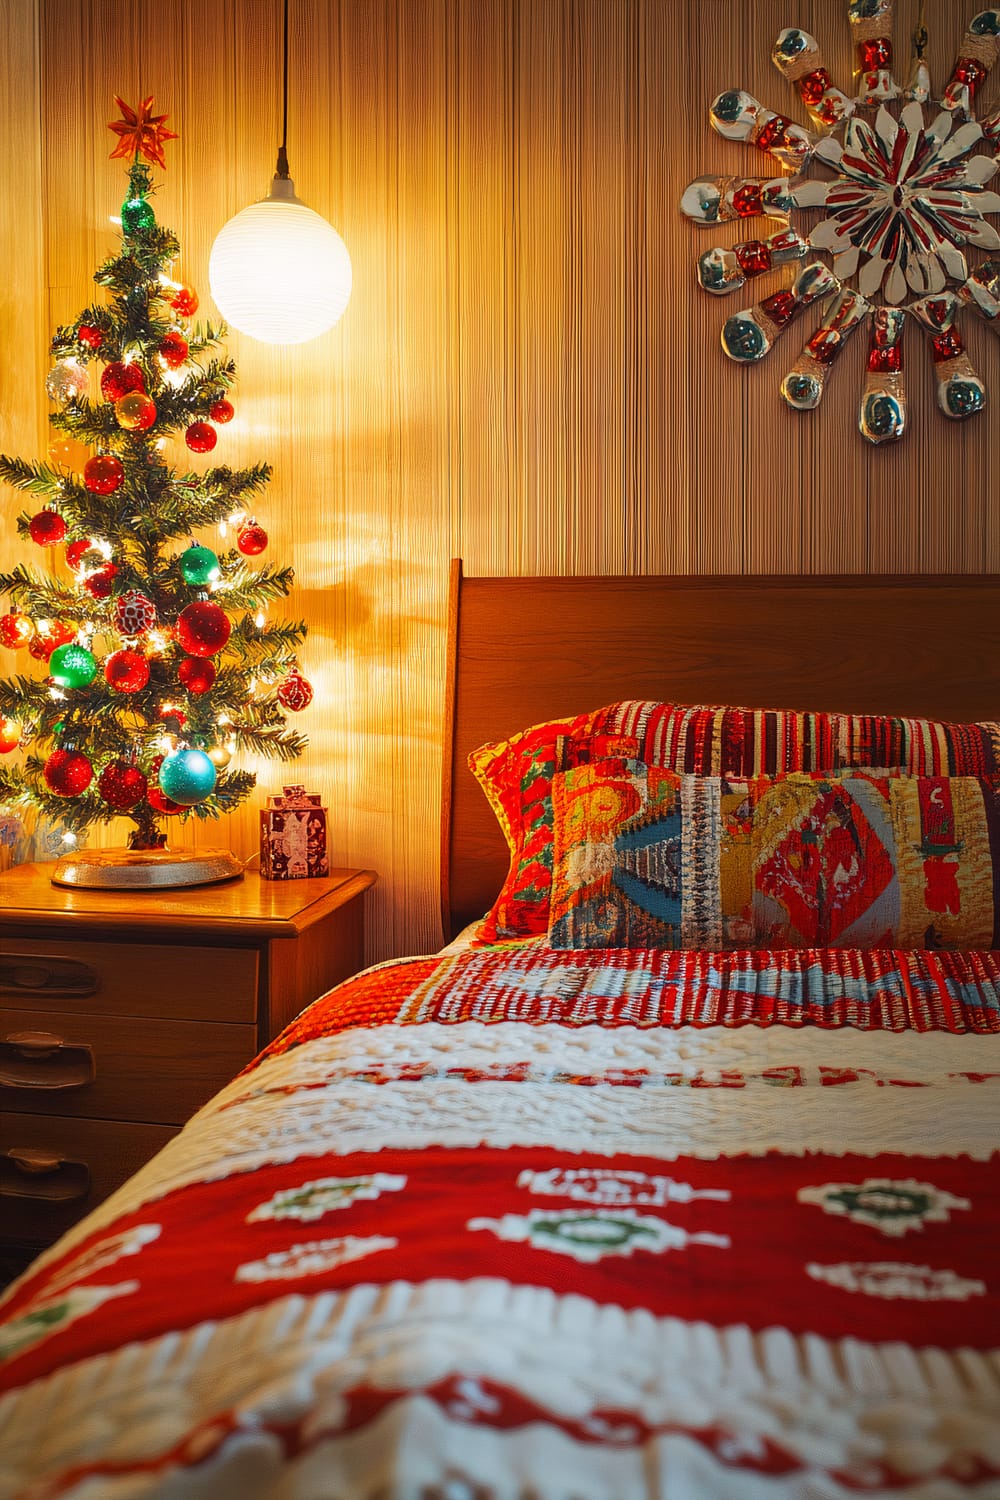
[2,561,1000,1499]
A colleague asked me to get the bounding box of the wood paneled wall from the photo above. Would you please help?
[1,0,997,959]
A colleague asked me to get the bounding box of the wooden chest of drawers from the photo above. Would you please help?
[0,864,376,1266]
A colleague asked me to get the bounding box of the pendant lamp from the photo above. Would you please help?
[209,0,352,345]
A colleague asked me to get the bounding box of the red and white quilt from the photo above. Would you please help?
[1,942,999,1498]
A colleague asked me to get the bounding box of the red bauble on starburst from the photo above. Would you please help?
[104,649,150,694]
[29,510,67,547]
[176,601,230,657]
[84,563,119,600]
[0,718,20,753]
[237,521,268,556]
[100,361,145,403]
[277,670,313,712]
[44,748,93,797]
[169,285,199,317]
[209,398,234,424]
[159,331,189,368]
[177,656,216,694]
[0,613,33,649]
[98,759,148,810]
[65,538,95,570]
[84,455,124,495]
[185,421,216,453]
[114,590,156,637]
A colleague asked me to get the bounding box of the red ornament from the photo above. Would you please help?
[28,620,76,661]
[170,285,199,317]
[65,538,95,571]
[0,613,33,649]
[177,656,217,694]
[84,455,125,495]
[209,398,234,424]
[147,788,182,815]
[176,601,231,658]
[158,703,187,729]
[43,748,93,797]
[277,670,314,712]
[100,361,145,403]
[185,421,217,453]
[78,324,104,351]
[146,761,182,815]
[104,649,150,694]
[236,521,268,556]
[116,391,157,431]
[114,590,156,637]
[98,759,148,810]
[84,563,119,600]
[159,331,189,368]
[29,510,67,547]
[0,717,19,752]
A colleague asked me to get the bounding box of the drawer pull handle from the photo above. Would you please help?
[0,1032,96,1090]
[1,954,100,999]
[1,1149,91,1203]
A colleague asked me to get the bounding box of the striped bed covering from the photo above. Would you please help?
[1,939,999,1498]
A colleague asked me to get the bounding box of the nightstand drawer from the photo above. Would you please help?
[1,938,258,1022]
[2,1114,176,1245]
[1,1007,256,1124]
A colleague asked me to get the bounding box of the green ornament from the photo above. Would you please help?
[121,195,156,235]
[49,643,97,690]
[180,543,220,587]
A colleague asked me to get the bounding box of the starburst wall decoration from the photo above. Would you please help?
[681,1,1000,443]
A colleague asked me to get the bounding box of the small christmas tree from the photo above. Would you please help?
[0,97,314,857]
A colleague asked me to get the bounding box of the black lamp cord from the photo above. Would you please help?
[276,0,291,178]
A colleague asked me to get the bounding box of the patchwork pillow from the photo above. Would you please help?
[548,761,1000,952]
[470,716,639,941]
[472,701,1000,942]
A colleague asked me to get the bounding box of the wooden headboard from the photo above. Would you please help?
[440,561,1000,939]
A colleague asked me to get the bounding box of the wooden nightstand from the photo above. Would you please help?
[0,863,376,1266]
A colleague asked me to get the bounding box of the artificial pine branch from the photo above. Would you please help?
[0,568,81,615]
[214,563,295,609]
[0,456,66,499]
[230,724,309,761]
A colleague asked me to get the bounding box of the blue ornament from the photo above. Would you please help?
[158,748,217,806]
[179,543,220,587]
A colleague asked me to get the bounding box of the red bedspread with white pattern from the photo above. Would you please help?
[1,942,999,1498]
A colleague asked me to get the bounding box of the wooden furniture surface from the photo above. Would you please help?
[441,562,1000,937]
[0,864,376,1255]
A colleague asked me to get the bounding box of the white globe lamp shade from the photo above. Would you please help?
[209,176,352,345]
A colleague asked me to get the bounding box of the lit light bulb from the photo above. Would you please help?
[254,609,267,629]
[209,177,351,345]
[95,540,113,560]
[49,688,66,701]
[61,831,77,846]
